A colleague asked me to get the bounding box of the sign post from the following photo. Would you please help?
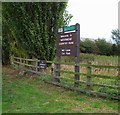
[74,23,80,86]
[55,23,80,85]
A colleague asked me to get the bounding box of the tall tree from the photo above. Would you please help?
[111,29,120,55]
[80,38,99,54]
[95,38,112,56]
[111,29,120,45]
[2,2,72,64]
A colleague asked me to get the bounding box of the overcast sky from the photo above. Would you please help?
[66,0,119,42]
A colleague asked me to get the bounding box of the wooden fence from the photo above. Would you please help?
[11,56,120,100]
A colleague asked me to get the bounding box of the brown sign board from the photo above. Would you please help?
[55,23,80,83]
[56,47,77,56]
[56,24,80,57]
[56,32,78,48]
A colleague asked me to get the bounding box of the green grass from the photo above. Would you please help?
[2,66,119,113]
[61,53,118,65]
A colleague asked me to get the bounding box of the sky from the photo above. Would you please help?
[66,0,119,42]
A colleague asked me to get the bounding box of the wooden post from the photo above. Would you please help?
[35,59,38,74]
[117,47,120,86]
[11,56,14,68]
[51,65,54,77]
[86,60,92,90]
[11,56,14,65]
[74,57,80,86]
[19,57,22,69]
[74,23,80,87]
[54,56,60,83]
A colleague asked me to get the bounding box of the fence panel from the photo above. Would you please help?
[12,56,120,100]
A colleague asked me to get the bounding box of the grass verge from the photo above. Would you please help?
[2,66,119,113]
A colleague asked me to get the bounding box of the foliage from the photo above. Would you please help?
[95,38,112,56]
[63,10,73,26]
[2,21,10,64]
[111,29,120,56]
[80,38,118,56]
[0,2,2,45]
[2,2,72,64]
[98,87,119,97]
[80,39,99,54]
[111,44,118,55]
[111,29,120,45]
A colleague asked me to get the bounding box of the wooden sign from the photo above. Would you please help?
[57,47,77,56]
[56,32,78,48]
[39,60,46,69]
[56,24,80,56]
[55,23,80,84]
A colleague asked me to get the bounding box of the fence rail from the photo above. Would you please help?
[13,56,118,68]
[11,56,120,100]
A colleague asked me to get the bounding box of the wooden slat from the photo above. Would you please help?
[55,76,119,89]
[92,82,120,89]
[55,69,117,80]
[13,56,118,69]
[14,56,38,62]
[91,64,118,69]
[91,74,117,80]
[13,61,36,68]
[13,64,118,89]
[43,80,119,100]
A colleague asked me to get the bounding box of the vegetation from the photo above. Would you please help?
[2,2,72,64]
[0,2,1,45]
[2,2,119,114]
[2,66,118,113]
[111,29,120,45]
[2,2,120,65]
[80,38,119,56]
[80,29,120,56]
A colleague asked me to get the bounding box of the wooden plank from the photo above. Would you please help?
[13,57,118,69]
[54,56,61,82]
[13,61,36,68]
[14,56,39,62]
[91,64,118,69]
[55,75,119,89]
[86,61,92,89]
[43,80,119,100]
[55,69,117,79]
[54,61,75,65]
[92,82,120,89]
[57,76,119,89]
[74,24,80,87]
[14,60,117,80]
[11,63,120,89]
[26,70,38,74]
[74,56,80,86]
[91,74,117,80]
[35,60,38,73]
[48,61,118,69]
[46,61,53,64]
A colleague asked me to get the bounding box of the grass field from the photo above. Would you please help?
[2,66,119,113]
[61,53,118,65]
